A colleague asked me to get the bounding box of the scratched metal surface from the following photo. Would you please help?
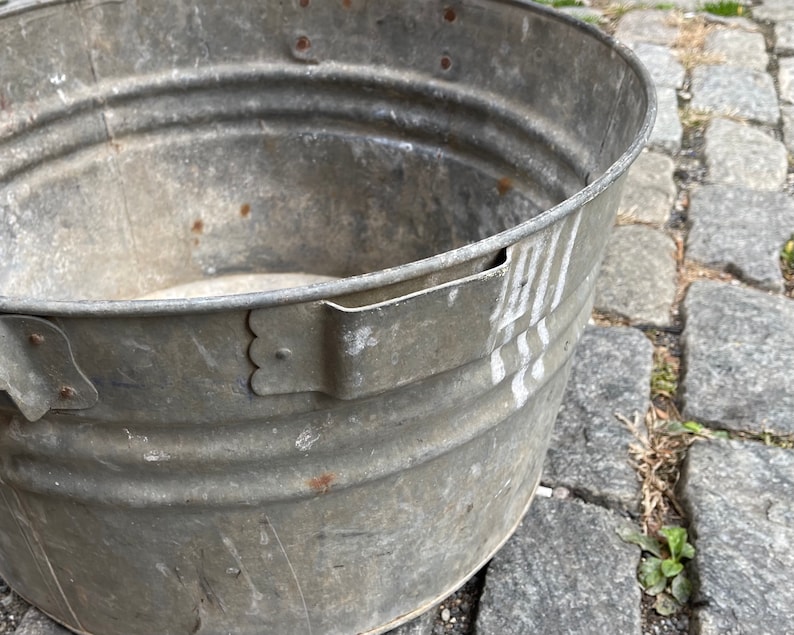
[0,0,654,633]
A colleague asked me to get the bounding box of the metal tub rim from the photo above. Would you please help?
[0,1,656,318]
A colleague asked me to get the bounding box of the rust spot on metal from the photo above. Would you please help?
[240,203,251,218]
[443,7,456,21]
[308,472,335,494]
[295,36,311,52]
[342,0,352,7]
[59,386,75,400]
[191,219,204,234]
[28,333,44,346]
[497,176,513,196]
[299,0,310,6]
[440,56,452,70]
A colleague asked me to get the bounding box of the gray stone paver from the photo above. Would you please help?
[387,610,434,635]
[618,150,676,225]
[682,439,794,635]
[687,185,794,290]
[614,10,680,48]
[594,224,678,326]
[14,609,71,635]
[691,65,780,125]
[774,20,794,55]
[477,497,642,635]
[632,43,685,89]
[682,280,794,433]
[704,28,768,71]
[702,15,758,31]
[543,326,651,511]
[704,118,788,191]
[649,86,683,154]
[753,0,794,23]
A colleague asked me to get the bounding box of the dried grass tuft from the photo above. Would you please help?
[618,408,693,535]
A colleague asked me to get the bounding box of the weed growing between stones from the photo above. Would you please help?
[650,349,678,401]
[781,234,794,297]
[615,408,727,619]
[701,0,745,17]
[731,429,794,449]
[618,526,695,616]
[670,13,722,70]
[596,2,634,22]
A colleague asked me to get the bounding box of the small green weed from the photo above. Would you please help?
[732,429,794,449]
[650,350,678,400]
[701,0,745,16]
[619,526,695,616]
[782,235,794,272]
[664,420,730,440]
[580,13,604,25]
[654,2,676,9]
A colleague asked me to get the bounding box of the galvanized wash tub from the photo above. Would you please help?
[0,0,654,633]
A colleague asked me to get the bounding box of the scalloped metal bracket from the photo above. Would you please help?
[248,258,509,400]
[0,315,98,421]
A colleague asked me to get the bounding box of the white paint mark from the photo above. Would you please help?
[343,325,378,356]
[122,427,150,443]
[522,16,530,42]
[497,241,544,345]
[143,450,172,462]
[531,357,545,381]
[498,242,531,331]
[156,563,170,578]
[537,317,550,349]
[49,73,66,85]
[264,516,313,635]
[530,225,564,324]
[295,427,320,452]
[191,334,219,370]
[511,330,532,409]
[447,287,459,307]
[551,212,582,310]
[490,348,506,385]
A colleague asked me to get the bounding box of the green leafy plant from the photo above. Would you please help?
[782,235,794,272]
[701,0,745,16]
[650,350,678,400]
[618,525,695,616]
[664,419,730,440]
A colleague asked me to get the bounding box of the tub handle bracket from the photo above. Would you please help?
[249,261,508,399]
[0,316,98,421]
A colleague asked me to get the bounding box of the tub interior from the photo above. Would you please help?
[0,0,650,303]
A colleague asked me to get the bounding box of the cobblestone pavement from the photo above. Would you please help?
[4,1,794,634]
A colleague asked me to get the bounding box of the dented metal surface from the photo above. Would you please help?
[0,0,654,633]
